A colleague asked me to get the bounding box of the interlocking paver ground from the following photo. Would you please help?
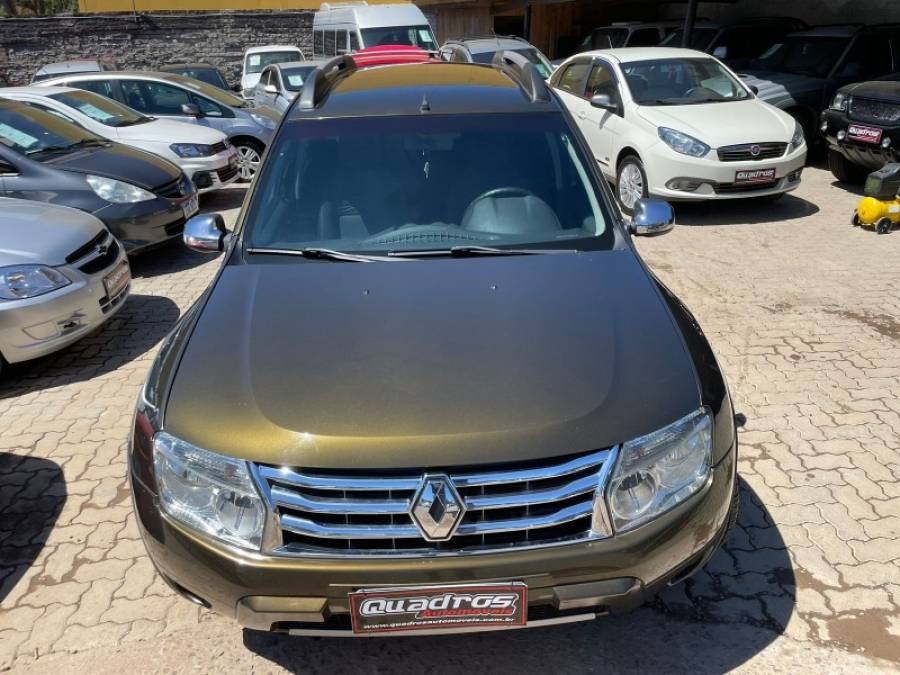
[1,167,899,673]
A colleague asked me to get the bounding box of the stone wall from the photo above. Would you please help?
[0,11,313,85]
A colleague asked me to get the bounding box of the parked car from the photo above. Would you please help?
[241,46,305,100]
[0,98,197,253]
[130,54,738,636]
[352,44,436,67]
[660,17,807,68]
[252,61,319,115]
[160,63,232,92]
[821,74,900,181]
[312,1,437,59]
[551,48,806,213]
[579,21,680,51]
[439,35,553,79]
[31,59,117,84]
[0,198,130,374]
[0,86,239,193]
[740,24,900,147]
[35,72,278,181]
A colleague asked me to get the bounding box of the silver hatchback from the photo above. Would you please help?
[0,198,130,373]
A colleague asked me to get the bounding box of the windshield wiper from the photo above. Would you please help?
[388,245,577,258]
[245,247,402,262]
[26,138,108,156]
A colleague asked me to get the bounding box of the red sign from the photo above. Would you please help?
[734,168,776,184]
[847,125,883,144]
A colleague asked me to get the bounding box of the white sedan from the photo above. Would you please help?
[0,86,239,193]
[550,47,807,213]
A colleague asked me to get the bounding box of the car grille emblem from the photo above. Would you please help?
[410,474,464,541]
[96,243,109,256]
[750,144,761,157]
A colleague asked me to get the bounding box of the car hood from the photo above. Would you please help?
[116,117,226,145]
[638,98,793,147]
[738,70,826,107]
[0,198,106,266]
[838,79,900,103]
[164,251,701,469]
[44,142,182,191]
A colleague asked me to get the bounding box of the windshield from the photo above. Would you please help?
[245,51,303,75]
[660,28,718,50]
[622,57,751,105]
[281,66,317,91]
[174,75,247,107]
[361,25,437,51]
[588,28,628,49]
[49,90,149,127]
[0,103,102,158]
[243,113,611,255]
[172,67,229,90]
[472,47,553,78]
[749,36,851,77]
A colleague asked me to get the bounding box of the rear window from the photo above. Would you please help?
[243,113,612,254]
[281,66,316,91]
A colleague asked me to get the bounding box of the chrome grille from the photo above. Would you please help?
[255,447,617,556]
[717,142,787,162]
[849,97,900,125]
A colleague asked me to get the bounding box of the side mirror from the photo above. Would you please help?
[181,103,203,118]
[630,198,675,236]
[590,93,616,111]
[749,84,759,95]
[184,213,230,253]
[264,84,278,95]
[712,46,728,59]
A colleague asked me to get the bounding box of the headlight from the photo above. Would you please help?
[658,127,710,158]
[170,143,216,158]
[86,175,156,203]
[250,112,275,129]
[152,432,266,550]
[830,92,849,111]
[0,265,70,300]
[790,121,805,150]
[606,409,712,533]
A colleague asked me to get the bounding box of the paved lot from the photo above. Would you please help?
[1,166,899,673]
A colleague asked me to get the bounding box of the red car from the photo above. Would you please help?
[352,45,436,68]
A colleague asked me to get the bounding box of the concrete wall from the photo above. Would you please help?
[0,11,313,85]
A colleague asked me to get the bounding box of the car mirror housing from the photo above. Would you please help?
[184,213,230,253]
[181,103,204,118]
[590,94,616,111]
[630,199,675,236]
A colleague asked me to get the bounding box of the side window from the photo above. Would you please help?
[313,30,325,57]
[336,30,349,55]
[0,156,18,174]
[193,95,225,118]
[585,62,619,103]
[556,62,589,95]
[450,48,469,63]
[261,68,272,87]
[324,30,336,57]
[121,80,191,115]
[629,28,661,47]
[439,47,453,61]
[70,79,115,99]
[838,35,892,79]
[349,31,360,52]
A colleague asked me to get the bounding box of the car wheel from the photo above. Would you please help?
[616,155,647,216]
[827,150,868,184]
[876,217,893,234]
[234,140,264,182]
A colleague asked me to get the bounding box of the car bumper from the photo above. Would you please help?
[93,195,196,254]
[132,444,736,634]
[0,248,130,364]
[181,149,240,194]
[821,110,900,169]
[645,144,807,201]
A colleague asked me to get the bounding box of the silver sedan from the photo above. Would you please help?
[253,61,320,115]
[0,198,130,373]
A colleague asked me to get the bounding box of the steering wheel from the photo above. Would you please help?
[469,187,537,203]
[684,86,720,99]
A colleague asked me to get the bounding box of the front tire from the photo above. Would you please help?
[616,155,648,216]
[234,140,264,182]
[828,150,868,184]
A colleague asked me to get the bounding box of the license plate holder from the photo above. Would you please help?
[847,124,883,144]
[734,168,776,184]
[182,194,199,219]
[349,582,527,635]
[103,260,130,299]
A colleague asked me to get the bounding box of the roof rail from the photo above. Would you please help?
[319,1,367,10]
[297,54,356,110]
[447,34,528,44]
[490,50,550,103]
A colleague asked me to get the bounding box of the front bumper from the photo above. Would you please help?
[180,149,240,193]
[821,110,899,169]
[645,142,806,201]
[93,194,196,254]
[132,445,736,634]
[0,248,129,364]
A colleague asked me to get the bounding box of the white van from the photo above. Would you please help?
[312,2,437,58]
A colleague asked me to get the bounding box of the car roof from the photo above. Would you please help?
[39,71,193,85]
[446,35,530,52]
[245,45,301,55]
[0,85,78,96]
[285,62,559,120]
[272,61,321,70]
[574,47,712,63]
[788,24,862,38]
[36,59,102,72]
[160,62,218,70]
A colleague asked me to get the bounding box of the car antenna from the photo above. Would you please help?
[420,94,431,113]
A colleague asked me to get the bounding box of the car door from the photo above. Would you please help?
[552,60,596,163]
[254,67,275,108]
[579,59,625,172]
[118,79,200,125]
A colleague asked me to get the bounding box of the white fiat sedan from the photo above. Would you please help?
[550,47,807,213]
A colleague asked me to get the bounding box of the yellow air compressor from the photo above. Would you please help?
[852,163,900,234]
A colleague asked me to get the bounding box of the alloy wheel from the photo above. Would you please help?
[618,163,644,210]
[236,145,261,181]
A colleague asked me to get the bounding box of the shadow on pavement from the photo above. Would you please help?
[0,294,180,399]
[129,238,220,279]
[0,454,66,604]
[201,185,247,213]
[675,193,819,226]
[242,479,795,674]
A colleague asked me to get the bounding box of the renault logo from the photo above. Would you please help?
[410,474,464,541]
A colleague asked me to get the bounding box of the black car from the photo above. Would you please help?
[0,99,197,253]
[821,74,900,181]
[159,62,233,92]
[741,24,900,147]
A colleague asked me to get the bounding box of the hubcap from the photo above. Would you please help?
[236,145,261,180]
[618,163,644,209]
